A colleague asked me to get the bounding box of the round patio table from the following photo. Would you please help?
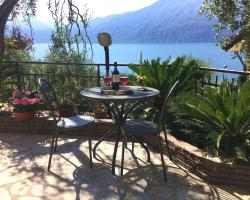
[81,86,159,175]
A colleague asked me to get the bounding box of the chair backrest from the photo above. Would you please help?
[158,80,179,127]
[38,78,59,121]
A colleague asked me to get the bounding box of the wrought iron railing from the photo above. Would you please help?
[0,60,249,106]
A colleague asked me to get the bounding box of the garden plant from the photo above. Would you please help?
[128,55,208,120]
[172,80,250,165]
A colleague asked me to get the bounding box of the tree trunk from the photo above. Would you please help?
[0,0,19,64]
[245,1,250,71]
[0,25,5,64]
[246,41,250,71]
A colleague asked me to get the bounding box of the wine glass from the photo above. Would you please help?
[103,76,112,86]
[120,76,129,85]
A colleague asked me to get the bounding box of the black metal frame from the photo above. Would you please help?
[38,78,94,171]
[91,99,153,175]
[89,83,179,180]
[126,80,179,182]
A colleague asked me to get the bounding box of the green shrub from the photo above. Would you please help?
[128,55,207,120]
[172,81,250,165]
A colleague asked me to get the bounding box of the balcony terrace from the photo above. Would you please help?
[0,61,249,199]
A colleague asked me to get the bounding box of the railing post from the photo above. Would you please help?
[223,65,227,80]
[201,74,205,88]
[97,64,101,86]
[104,47,110,77]
[15,62,22,90]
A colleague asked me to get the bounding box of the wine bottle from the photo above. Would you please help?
[112,62,120,90]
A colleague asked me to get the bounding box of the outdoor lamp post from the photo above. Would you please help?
[97,32,112,77]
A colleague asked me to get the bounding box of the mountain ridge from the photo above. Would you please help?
[28,0,216,43]
[87,0,216,43]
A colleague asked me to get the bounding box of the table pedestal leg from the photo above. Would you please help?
[112,125,121,175]
[120,127,127,175]
[93,125,115,159]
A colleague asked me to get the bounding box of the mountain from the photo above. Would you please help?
[13,18,53,43]
[87,0,216,43]
[27,0,216,43]
[6,18,53,43]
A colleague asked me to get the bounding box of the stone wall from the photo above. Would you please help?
[0,115,113,136]
[0,115,250,186]
[166,135,250,187]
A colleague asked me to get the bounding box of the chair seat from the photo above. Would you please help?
[124,120,161,136]
[57,115,95,129]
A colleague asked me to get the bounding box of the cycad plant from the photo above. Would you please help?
[128,56,206,120]
[172,81,250,164]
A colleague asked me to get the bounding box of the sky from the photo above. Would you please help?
[36,0,158,24]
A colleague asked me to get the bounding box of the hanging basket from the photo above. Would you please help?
[15,40,27,50]
[7,39,27,50]
[15,112,34,122]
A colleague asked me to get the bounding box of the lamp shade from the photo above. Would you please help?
[97,32,112,47]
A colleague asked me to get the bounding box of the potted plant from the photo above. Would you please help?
[136,75,147,89]
[58,103,76,118]
[55,80,76,118]
[95,103,108,119]
[12,88,42,121]
[6,27,32,51]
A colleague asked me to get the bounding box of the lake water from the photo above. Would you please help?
[33,43,242,73]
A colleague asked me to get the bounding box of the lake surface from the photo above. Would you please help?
[33,43,242,73]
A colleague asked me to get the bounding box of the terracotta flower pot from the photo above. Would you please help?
[15,112,34,121]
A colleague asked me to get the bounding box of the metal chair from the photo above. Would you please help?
[38,78,95,171]
[123,80,179,182]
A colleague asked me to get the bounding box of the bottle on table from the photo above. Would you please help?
[112,62,120,90]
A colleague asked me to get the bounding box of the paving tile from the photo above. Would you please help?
[0,188,12,200]
[0,133,249,200]
[0,167,30,187]
[10,179,32,196]
[177,187,212,200]
[18,197,44,200]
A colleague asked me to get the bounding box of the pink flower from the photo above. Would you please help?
[28,98,39,104]
[12,89,42,113]
[24,89,31,96]
[20,97,30,105]
[13,89,21,99]
[13,98,22,105]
